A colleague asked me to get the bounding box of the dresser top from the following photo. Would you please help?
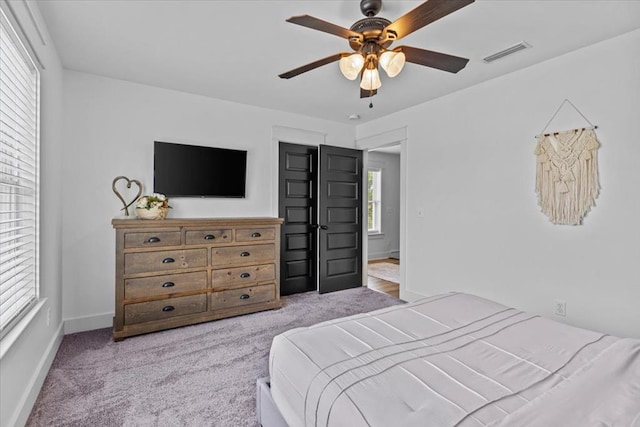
[112,217,284,229]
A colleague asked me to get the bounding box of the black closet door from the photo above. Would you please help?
[278,142,318,295]
[317,145,363,294]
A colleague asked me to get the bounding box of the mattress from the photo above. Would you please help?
[268,292,640,427]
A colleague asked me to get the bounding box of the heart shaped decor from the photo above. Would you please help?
[112,176,142,216]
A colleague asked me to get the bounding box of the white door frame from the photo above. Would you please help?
[356,127,408,300]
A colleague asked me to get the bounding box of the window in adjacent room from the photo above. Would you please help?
[367,168,382,235]
[0,8,40,339]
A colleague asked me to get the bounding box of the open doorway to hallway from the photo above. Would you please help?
[367,258,399,298]
[365,144,400,299]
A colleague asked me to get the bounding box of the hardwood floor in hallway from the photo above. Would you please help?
[367,258,399,299]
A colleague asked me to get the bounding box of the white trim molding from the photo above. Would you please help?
[356,126,407,151]
[7,321,63,427]
[64,312,113,335]
[0,299,45,360]
[356,127,407,298]
[1,0,44,69]
[271,125,326,146]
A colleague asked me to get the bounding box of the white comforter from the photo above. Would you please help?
[269,292,640,427]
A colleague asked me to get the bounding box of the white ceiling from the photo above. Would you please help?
[35,0,640,124]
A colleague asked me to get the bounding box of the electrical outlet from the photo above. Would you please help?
[554,300,566,317]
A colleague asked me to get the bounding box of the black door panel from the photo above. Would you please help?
[279,143,318,295]
[318,145,363,294]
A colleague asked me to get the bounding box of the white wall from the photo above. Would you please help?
[2,8,636,427]
[357,29,640,339]
[61,71,356,330]
[0,2,65,426]
[367,151,400,260]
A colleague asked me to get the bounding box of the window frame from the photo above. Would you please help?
[367,168,382,235]
[0,6,41,341]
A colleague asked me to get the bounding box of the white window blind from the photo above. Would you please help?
[0,9,40,339]
[367,168,381,234]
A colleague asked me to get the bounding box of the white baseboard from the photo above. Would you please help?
[400,287,427,303]
[10,313,112,426]
[11,322,63,427]
[368,251,397,261]
[64,312,113,334]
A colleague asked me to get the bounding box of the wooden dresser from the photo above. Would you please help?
[111,217,283,340]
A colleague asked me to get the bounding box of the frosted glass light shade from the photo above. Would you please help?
[379,51,406,77]
[339,53,365,80]
[360,67,382,91]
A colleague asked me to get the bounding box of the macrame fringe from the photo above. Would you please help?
[534,128,600,225]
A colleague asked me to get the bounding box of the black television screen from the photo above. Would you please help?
[154,141,247,198]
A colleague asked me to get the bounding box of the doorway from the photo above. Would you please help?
[365,145,401,298]
[278,142,363,295]
[367,259,399,298]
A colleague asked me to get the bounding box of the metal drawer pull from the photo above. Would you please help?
[251,232,261,238]
[146,237,161,243]
[240,273,251,278]
[162,305,175,312]
[162,257,175,264]
[240,251,250,257]
[162,282,175,288]
[239,294,250,300]
[204,234,215,240]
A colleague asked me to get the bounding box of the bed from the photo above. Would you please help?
[257,292,640,426]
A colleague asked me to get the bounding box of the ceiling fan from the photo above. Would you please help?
[279,0,475,99]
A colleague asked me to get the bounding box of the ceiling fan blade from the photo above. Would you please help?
[279,53,344,79]
[360,88,378,98]
[384,0,474,41]
[286,15,363,41]
[399,46,469,73]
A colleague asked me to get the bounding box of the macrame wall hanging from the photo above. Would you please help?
[534,99,600,225]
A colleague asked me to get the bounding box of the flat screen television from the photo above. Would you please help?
[154,141,247,198]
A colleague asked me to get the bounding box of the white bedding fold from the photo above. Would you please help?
[489,338,640,427]
[269,292,640,427]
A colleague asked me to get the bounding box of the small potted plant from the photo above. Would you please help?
[135,193,171,220]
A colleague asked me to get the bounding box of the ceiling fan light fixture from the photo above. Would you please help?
[339,53,365,80]
[360,67,382,91]
[279,0,475,98]
[379,50,406,77]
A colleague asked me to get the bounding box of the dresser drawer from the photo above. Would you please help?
[210,283,276,311]
[236,227,276,242]
[113,217,283,340]
[125,271,207,300]
[124,294,207,325]
[212,264,275,288]
[124,231,181,249]
[125,249,207,274]
[211,244,275,267]
[185,229,232,245]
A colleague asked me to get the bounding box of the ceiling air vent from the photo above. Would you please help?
[483,42,531,63]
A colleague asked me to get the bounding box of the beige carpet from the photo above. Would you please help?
[26,287,402,427]
[367,261,400,283]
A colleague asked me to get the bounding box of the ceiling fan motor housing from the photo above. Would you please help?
[349,17,393,50]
